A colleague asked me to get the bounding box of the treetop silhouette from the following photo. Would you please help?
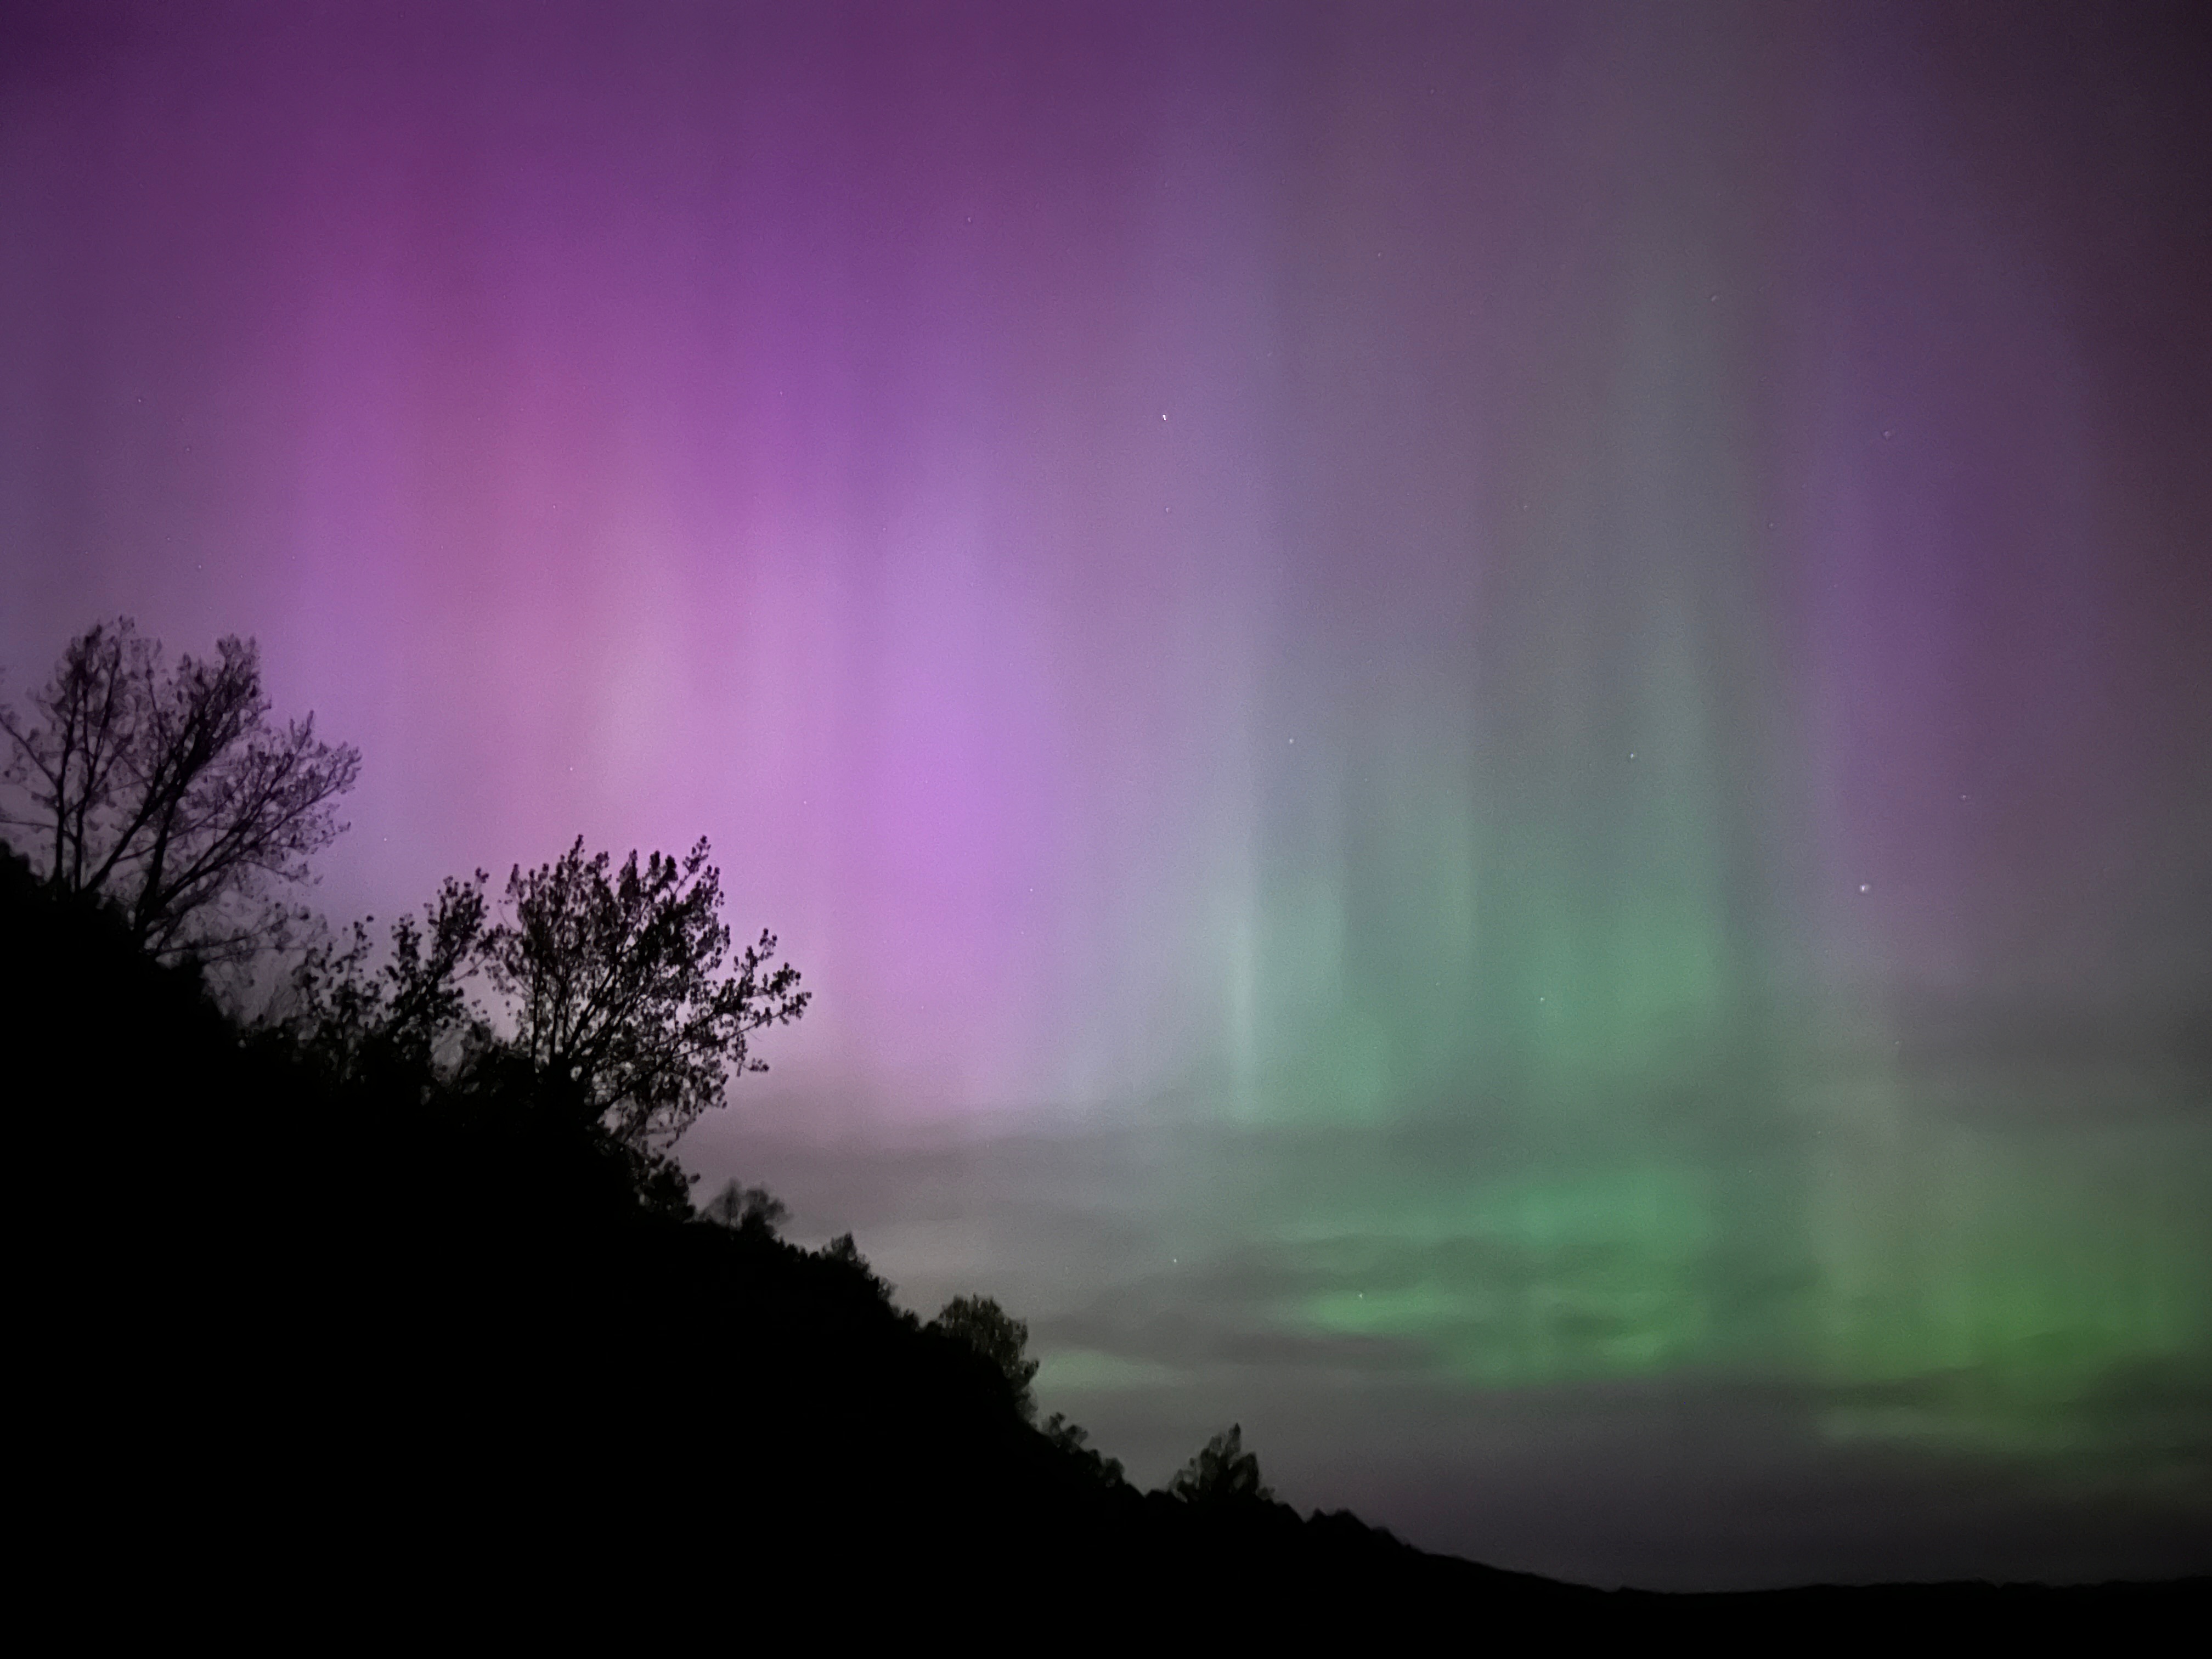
[1169,1424,1274,1506]
[484,836,809,1149]
[286,834,809,1159]
[701,1177,790,1236]
[932,1294,1041,1421]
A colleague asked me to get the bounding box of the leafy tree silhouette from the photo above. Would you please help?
[1169,1424,1274,1505]
[268,834,809,1221]
[481,836,809,1150]
[699,1177,790,1236]
[279,871,493,1085]
[932,1294,1042,1421]
[0,617,359,966]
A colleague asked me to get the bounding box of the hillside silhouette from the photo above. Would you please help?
[11,844,2195,1630]
[0,841,1599,1618]
[4,838,2196,1628]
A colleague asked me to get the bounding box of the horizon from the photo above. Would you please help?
[4,0,2207,1588]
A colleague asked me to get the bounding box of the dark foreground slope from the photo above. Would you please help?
[3,852,2196,1629]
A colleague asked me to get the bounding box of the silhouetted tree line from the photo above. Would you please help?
[14,622,2162,1624]
[6,620,1575,1619]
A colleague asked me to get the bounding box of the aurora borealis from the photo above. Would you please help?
[4,2,2208,1586]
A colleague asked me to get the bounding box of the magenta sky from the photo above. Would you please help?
[8,4,2208,1124]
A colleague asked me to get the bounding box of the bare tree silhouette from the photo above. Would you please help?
[0,618,358,965]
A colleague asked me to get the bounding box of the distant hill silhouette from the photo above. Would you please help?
[3,844,2196,1629]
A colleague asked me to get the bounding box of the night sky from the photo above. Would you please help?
[4,2,2209,1588]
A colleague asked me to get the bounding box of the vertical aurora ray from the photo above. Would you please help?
[1203,9,1811,1128]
